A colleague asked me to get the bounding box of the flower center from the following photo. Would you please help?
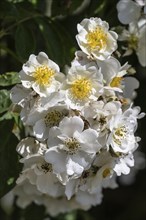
[71,77,92,100]
[40,162,52,174]
[33,65,54,86]
[86,27,107,50]
[102,168,111,178]
[128,34,138,50]
[110,77,123,88]
[65,137,80,155]
[113,125,127,145]
[44,110,65,127]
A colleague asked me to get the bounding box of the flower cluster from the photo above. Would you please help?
[117,0,146,66]
[10,17,144,216]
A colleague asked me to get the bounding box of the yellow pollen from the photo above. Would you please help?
[113,125,127,145]
[40,162,52,173]
[102,168,111,178]
[71,78,92,100]
[33,65,54,86]
[65,138,80,155]
[44,110,65,127]
[128,34,138,50]
[110,77,123,88]
[86,27,107,50]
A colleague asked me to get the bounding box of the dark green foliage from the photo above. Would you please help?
[0,119,21,198]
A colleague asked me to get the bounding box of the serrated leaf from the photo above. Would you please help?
[15,24,35,61]
[0,72,20,86]
[0,119,21,198]
[0,90,11,114]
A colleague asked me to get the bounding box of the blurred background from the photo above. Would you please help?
[0,0,146,219]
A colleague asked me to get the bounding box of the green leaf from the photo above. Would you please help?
[51,0,84,16]
[0,72,20,86]
[0,1,18,21]
[15,24,35,61]
[0,90,11,114]
[52,20,75,66]
[0,119,21,198]
[35,17,75,68]
[35,18,65,67]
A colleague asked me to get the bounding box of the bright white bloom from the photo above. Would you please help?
[76,17,118,60]
[117,0,141,24]
[107,107,144,154]
[119,22,146,67]
[63,64,103,110]
[97,57,129,93]
[72,51,131,95]
[33,104,69,141]
[19,52,65,97]
[64,150,117,200]
[17,137,64,197]
[23,91,65,126]
[82,100,121,134]
[45,116,101,182]
[9,15,145,216]
[17,158,64,197]
[89,151,118,193]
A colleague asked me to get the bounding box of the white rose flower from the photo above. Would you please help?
[76,17,118,60]
[16,137,64,197]
[119,22,146,67]
[33,105,69,141]
[97,57,129,93]
[21,91,65,126]
[45,116,101,182]
[17,159,64,197]
[107,107,143,154]
[82,100,121,133]
[63,64,103,110]
[19,52,65,97]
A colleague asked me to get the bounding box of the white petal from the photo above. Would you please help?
[59,116,84,137]
[66,157,84,176]
[45,147,66,173]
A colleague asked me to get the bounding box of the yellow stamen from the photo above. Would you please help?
[128,34,138,50]
[86,27,107,50]
[113,125,127,145]
[44,110,64,127]
[102,168,111,178]
[65,138,80,155]
[71,77,92,100]
[110,77,123,88]
[33,65,54,86]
